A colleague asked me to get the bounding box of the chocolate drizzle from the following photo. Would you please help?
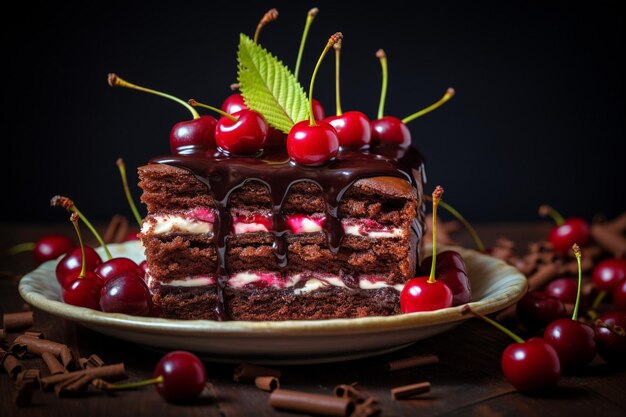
[151,145,425,320]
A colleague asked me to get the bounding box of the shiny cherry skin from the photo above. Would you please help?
[421,250,471,305]
[100,273,152,316]
[325,111,371,149]
[370,116,411,148]
[287,120,339,166]
[594,311,626,364]
[501,337,561,392]
[221,93,247,114]
[215,110,268,155]
[548,217,590,254]
[139,261,149,278]
[33,235,74,264]
[312,98,326,120]
[94,257,143,283]
[400,277,453,313]
[62,271,103,310]
[614,280,626,309]
[543,318,596,371]
[546,278,579,304]
[55,246,102,286]
[169,116,217,155]
[153,351,207,402]
[516,291,567,331]
[592,259,626,292]
[124,231,140,241]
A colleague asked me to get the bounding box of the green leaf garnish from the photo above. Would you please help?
[237,34,310,133]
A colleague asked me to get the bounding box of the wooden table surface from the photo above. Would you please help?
[1,222,625,417]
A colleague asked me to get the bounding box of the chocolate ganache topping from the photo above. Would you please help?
[151,145,426,320]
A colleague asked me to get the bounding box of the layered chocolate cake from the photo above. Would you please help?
[138,147,426,320]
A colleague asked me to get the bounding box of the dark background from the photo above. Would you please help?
[2,0,624,224]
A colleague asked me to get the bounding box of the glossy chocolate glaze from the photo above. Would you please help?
[151,145,425,320]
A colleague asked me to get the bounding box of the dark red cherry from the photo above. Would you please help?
[545,278,579,304]
[592,259,626,292]
[614,279,626,309]
[95,257,144,283]
[139,261,149,278]
[221,93,248,114]
[594,311,626,364]
[33,235,74,264]
[169,116,217,154]
[400,277,453,313]
[420,250,471,305]
[325,111,371,149]
[516,291,567,331]
[55,247,102,286]
[215,110,268,155]
[543,318,596,371]
[287,120,339,166]
[124,231,140,241]
[370,116,411,148]
[153,351,207,402]
[62,271,103,310]
[312,98,326,120]
[548,217,590,254]
[501,337,561,392]
[100,273,152,316]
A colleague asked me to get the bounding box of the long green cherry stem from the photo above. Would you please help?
[50,196,112,260]
[461,305,525,344]
[253,8,279,44]
[423,195,485,252]
[108,73,199,119]
[96,375,164,391]
[308,32,343,125]
[428,186,444,283]
[116,158,143,228]
[376,49,388,119]
[6,242,35,255]
[69,214,87,278]
[334,39,343,116]
[402,88,455,124]
[538,205,566,226]
[294,7,319,81]
[571,244,583,321]
[188,99,238,122]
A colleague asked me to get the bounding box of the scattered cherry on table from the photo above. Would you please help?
[538,205,590,253]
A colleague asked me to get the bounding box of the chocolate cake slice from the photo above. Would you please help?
[138,147,425,320]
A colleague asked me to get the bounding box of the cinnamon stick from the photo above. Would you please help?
[2,311,33,331]
[592,224,626,258]
[528,263,559,291]
[14,369,40,406]
[23,330,44,339]
[1,348,22,378]
[391,381,431,400]
[233,362,281,382]
[43,352,67,375]
[269,389,355,417]
[387,354,439,371]
[255,376,280,392]
[333,383,361,400]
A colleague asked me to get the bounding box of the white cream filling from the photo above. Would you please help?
[343,224,404,239]
[142,215,213,235]
[298,218,324,233]
[233,222,269,234]
[359,279,405,292]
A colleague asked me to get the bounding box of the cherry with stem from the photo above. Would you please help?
[253,8,278,44]
[590,258,626,310]
[51,195,113,260]
[116,158,142,228]
[7,235,74,264]
[594,311,626,364]
[538,205,590,254]
[400,186,453,312]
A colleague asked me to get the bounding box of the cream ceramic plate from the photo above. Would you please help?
[19,241,526,364]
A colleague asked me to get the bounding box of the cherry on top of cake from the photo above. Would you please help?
[108,7,454,167]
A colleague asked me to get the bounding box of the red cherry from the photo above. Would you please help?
[287,120,339,165]
[501,337,561,392]
[420,250,471,306]
[169,116,217,154]
[124,231,140,241]
[139,261,149,278]
[100,273,153,316]
[370,116,411,148]
[153,351,207,402]
[545,278,579,304]
[221,93,248,114]
[215,110,268,155]
[594,311,626,364]
[95,257,144,283]
[400,277,453,313]
[62,271,103,310]
[543,318,596,371]
[548,218,590,253]
[592,259,626,292]
[312,98,326,120]
[516,291,567,331]
[325,111,371,149]
[33,235,74,264]
[614,279,626,309]
[55,247,102,286]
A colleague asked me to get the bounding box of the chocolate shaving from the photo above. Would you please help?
[104,214,130,244]
[84,354,105,369]
[592,224,626,258]
[233,362,281,382]
[14,369,40,406]
[23,330,44,339]
[2,311,34,331]
[11,335,75,369]
[527,263,559,292]
[269,389,355,417]
[40,363,127,391]
[333,383,361,400]
[255,376,280,392]
[352,397,380,417]
[0,328,6,343]
[43,352,67,375]
[603,212,626,233]
[391,381,431,400]
[1,347,22,378]
[387,354,439,371]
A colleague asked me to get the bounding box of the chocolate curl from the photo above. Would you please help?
[1,347,22,378]
[255,376,280,392]
[592,224,626,258]
[40,363,127,391]
[11,335,75,368]
[233,362,281,382]
[103,214,130,244]
[352,398,380,417]
[84,354,105,369]
[0,328,6,343]
[603,212,626,233]
[55,373,93,397]
[14,369,40,406]
[2,311,34,331]
[23,330,44,339]
[527,263,559,292]
[269,389,355,417]
[43,352,67,375]
[333,383,361,400]
[422,215,458,246]
[387,354,439,371]
[390,381,431,400]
